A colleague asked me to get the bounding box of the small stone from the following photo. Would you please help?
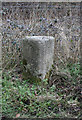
[7,19,11,22]
[54,19,57,23]
[48,23,53,28]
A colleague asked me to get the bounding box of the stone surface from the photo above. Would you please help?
[22,36,54,79]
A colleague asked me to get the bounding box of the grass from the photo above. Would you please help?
[2,61,81,118]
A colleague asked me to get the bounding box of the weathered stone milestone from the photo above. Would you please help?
[22,36,54,80]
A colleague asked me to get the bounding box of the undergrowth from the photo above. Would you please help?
[2,61,81,118]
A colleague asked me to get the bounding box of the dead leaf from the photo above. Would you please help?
[16,113,20,118]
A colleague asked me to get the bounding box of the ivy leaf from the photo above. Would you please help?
[71,40,73,42]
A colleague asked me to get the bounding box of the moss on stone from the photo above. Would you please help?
[45,68,52,79]
[22,59,41,84]
[21,58,53,84]
[22,70,41,84]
